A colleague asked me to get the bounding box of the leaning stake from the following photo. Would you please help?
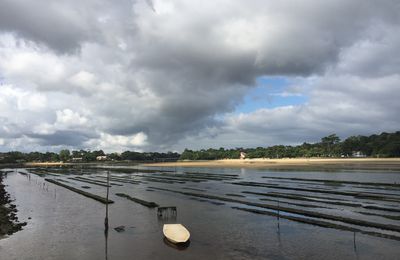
[105,170,110,232]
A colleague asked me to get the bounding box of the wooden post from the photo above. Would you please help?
[277,199,280,220]
[104,170,110,232]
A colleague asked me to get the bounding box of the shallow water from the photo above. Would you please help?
[1,166,400,260]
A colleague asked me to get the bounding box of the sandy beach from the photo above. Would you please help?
[24,162,70,167]
[142,158,400,170]
[22,158,400,170]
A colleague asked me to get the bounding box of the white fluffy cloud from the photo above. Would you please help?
[0,0,399,152]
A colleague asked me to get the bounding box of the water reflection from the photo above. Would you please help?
[163,237,190,251]
[157,207,177,221]
[353,232,359,260]
[276,209,282,249]
[104,229,109,260]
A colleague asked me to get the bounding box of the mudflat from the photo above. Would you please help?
[0,171,26,238]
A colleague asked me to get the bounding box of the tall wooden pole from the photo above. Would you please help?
[105,170,109,232]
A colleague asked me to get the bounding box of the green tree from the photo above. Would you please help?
[321,134,341,156]
[59,149,71,162]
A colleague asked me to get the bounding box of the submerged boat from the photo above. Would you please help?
[163,224,190,244]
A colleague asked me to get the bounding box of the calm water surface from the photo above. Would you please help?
[1,166,400,260]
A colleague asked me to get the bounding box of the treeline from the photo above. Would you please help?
[180,131,400,160]
[112,151,180,161]
[1,131,399,164]
[0,149,180,164]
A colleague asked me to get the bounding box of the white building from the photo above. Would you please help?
[96,155,108,161]
[352,151,366,158]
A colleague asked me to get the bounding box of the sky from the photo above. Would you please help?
[0,0,400,152]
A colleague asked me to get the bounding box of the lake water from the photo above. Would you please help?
[1,166,400,259]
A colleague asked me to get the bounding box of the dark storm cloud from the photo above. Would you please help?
[0,0,90,52]
[0,0,135,52]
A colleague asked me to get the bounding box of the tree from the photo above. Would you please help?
[59,149,71,162]
[321,134,340,146]
[321,134,341,156]
[51,153,60,161]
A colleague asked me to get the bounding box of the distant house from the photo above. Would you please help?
[72,157,83,162]
[240,152,247,160]
[352,151,366,158]
[96,155,107,161]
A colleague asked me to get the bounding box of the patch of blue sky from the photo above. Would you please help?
[234,76,308,114]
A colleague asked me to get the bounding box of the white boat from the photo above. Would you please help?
[163,224,190,243]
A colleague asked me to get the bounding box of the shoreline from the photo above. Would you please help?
[141,158,400,170]
[24,162,70,167]
[0,171,27,239]
[18,158,400,171]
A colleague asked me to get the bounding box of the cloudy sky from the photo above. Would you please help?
[0,0,399,152]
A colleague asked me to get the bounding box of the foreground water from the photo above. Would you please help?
[1,166,400,259]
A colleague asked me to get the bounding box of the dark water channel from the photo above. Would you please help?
[1,166,400,259]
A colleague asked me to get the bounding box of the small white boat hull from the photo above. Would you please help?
[163,224,190,244]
